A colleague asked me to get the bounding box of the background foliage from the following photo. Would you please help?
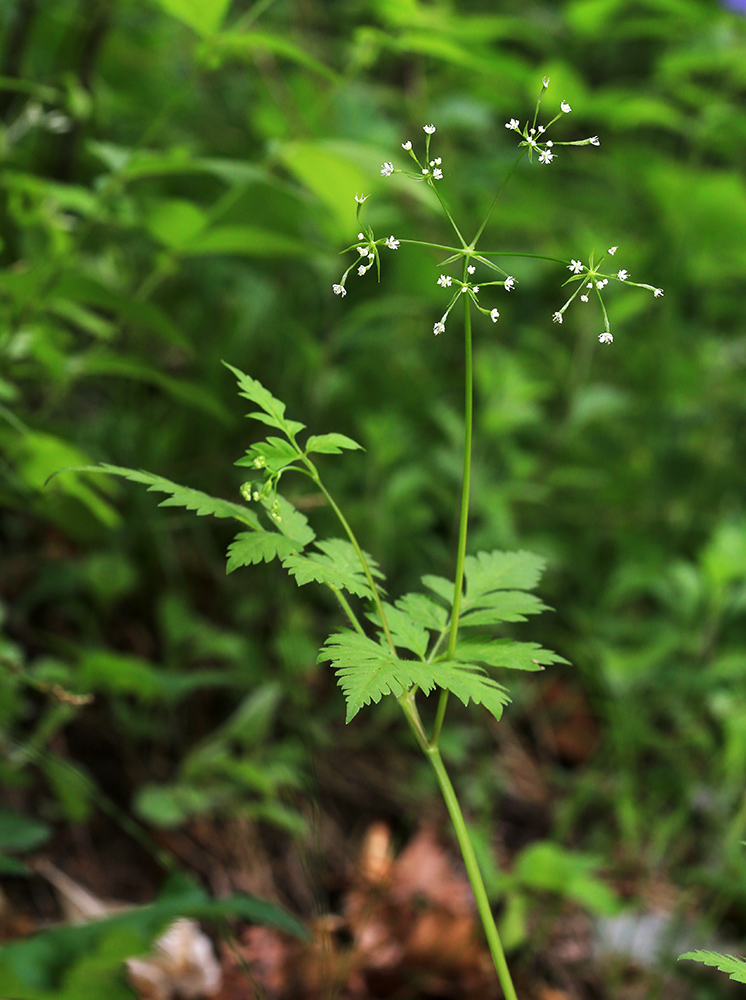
[3,0,746,995]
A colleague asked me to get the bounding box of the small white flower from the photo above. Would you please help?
[653,287,664,297]
[433,318,446,335]
[333,284,346,297]
[504,276,515,291]
[472,286,479,294]
[490,308,500,323]
[597,279,608,288]
[422,168,429,175]
[538,125,545,133]
[617,269,629,281]
[358,265,367,276]
[586,281,594,288]
[608,246,618,255]
[437,274,452,287]
[357,246,369,256]
[580,294,589,303]
[358,232,365,240]
[589,136,600,145]
[467,265,476,274]
[552,311,563,324]
[423,124,436,134]
[431,157,442,165]
[561,100,571,113]
[542,76,550,87]
[380,162,394,177]
[598,331,613,344]
[545,140,553,147]
[432,167,443,179]
[505,118,520,130]
[526,136,538,147]
[355,193,369,203]
[568,260,584,274]
[384,236,400,250]
[402,140,412,150]
[539,149,554,164]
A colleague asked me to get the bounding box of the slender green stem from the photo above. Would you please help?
[426,743,519,1000]
[304,463,395,652]
[432,284,474,746]
[431,183,468,249]
[471,148,526,248]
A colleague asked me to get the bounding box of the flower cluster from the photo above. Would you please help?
[431,268,514,335]
[552,246,664,344]
[504,77,599,165]
[380,124,445,183]
[331,194,401,298]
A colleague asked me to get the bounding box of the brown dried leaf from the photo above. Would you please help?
[126,918,222,1000]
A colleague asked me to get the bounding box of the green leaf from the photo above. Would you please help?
[223,362,305,437]
[460,591,549,626]
[0,810,50,853]
[429,661,510,722]
[283,538,382,599]
[679,951,746,983]
[319,631,434,722]
[464,550,546,598]
[235,437,302,473]
[211,30,341,82]
[153,0,232,36]
[269,495,315,549]
[454,638,569,671]
[395,592,449,631]
[226,531,297,571]
[72,465,261,529]
[369,603,429,659]
[145,198,207,248]
[181,224,309,258]
[305,433,363,455]
[421,574,453,603]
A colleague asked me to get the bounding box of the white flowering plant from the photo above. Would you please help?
[56,79,661,1000]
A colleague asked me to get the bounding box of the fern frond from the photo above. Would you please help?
[679,950,746,983]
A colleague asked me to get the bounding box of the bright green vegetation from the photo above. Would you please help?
[3,0,746,996]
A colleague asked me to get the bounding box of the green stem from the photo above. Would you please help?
[432,285,474,746]
[425,742,519,1000]
[471,148,526,248]
[305,466,395,653]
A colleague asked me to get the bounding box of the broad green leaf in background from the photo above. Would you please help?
[152,0,232,37]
